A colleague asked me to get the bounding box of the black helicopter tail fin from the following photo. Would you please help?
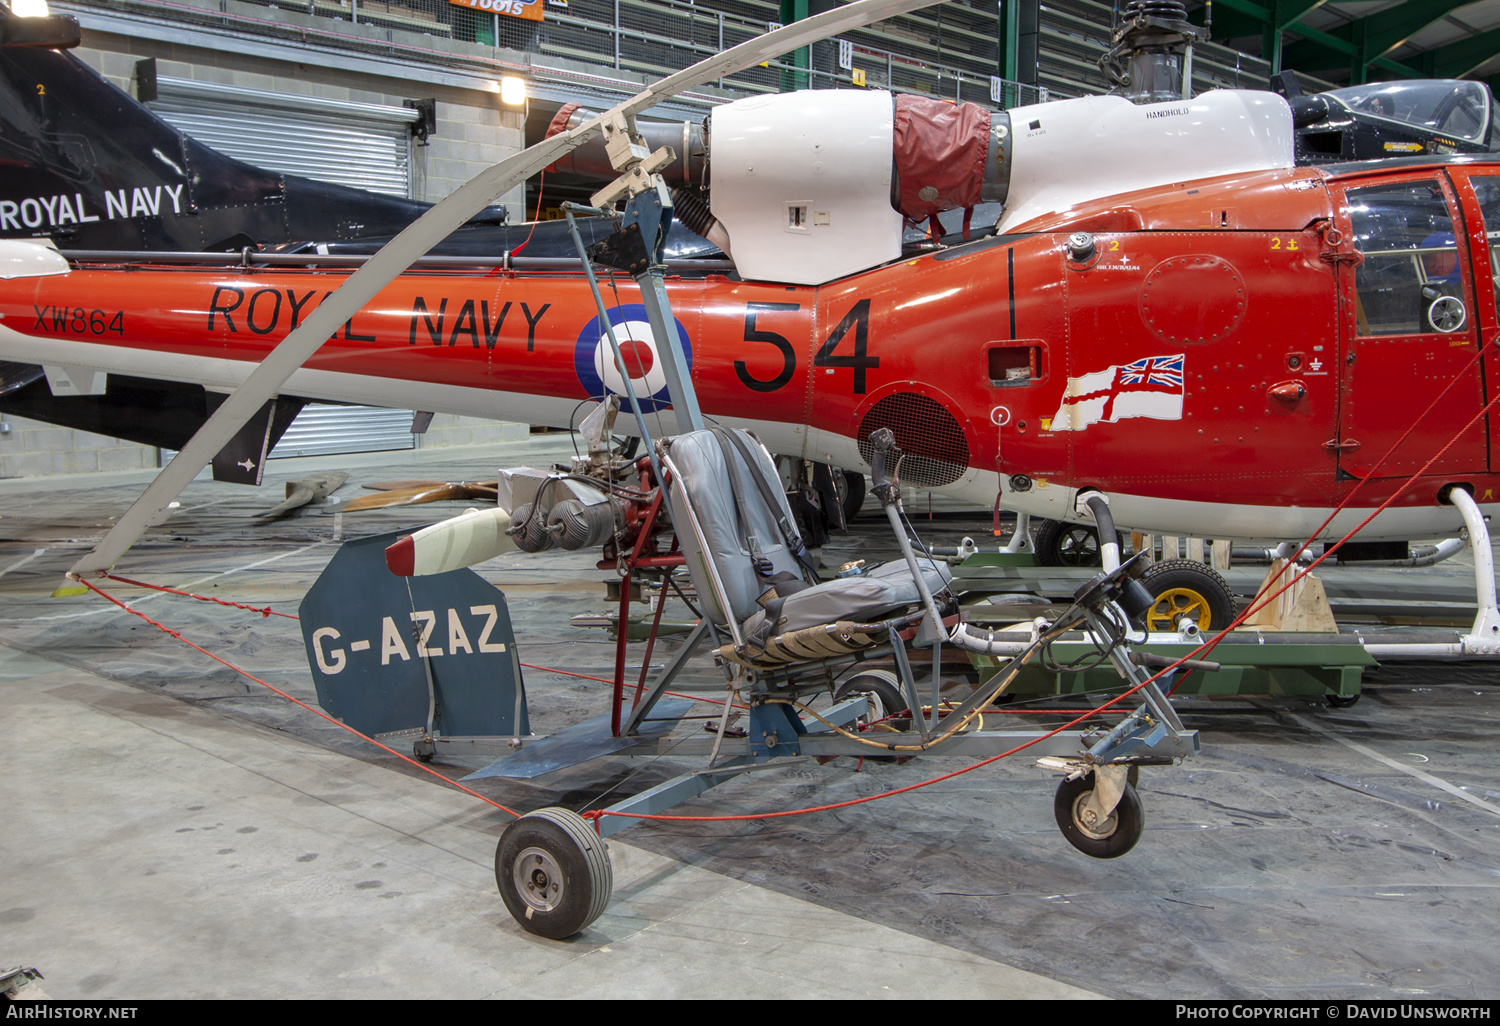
[0,17,480,252]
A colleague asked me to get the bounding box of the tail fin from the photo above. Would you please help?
[0,40,453,250]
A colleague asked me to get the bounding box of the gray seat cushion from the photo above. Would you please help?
[742,557,952,638]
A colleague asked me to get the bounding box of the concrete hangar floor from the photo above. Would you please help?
[1,435,1498,1001]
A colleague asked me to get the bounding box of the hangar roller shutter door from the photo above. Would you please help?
[149,78,420,457]
[149,77,416,196]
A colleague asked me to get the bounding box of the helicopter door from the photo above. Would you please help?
[1447,169,1500,475]
[1332,174,1486,484]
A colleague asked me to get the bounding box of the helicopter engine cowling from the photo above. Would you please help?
[544,87,1292,285]
[706,88,1292,283]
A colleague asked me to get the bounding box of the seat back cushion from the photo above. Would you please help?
[664,429,805,625]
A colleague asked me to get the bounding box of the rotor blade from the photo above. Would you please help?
[64,0,947,580]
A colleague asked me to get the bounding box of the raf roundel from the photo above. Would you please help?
[573,304,693,412]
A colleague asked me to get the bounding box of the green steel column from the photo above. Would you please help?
[780,0,810,92]
[1350,16,1368,85]
[1002,0,1018,82]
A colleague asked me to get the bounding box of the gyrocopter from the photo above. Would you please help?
[5,0,1500,937]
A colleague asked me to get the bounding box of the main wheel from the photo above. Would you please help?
[1139,559,1237,631]
[495,808,612,939]
[1035,519,1102,568]
[834,671,908,761]
[1054,774,1144,859]
[1326,692,1361,708]
[834,670,908,720]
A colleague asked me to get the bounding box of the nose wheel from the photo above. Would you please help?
[1054,773,1144,859]
[495,807,613,939]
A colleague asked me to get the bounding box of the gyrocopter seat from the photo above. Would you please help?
[660,428,952,668]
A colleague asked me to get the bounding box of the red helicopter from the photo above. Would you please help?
[8,0,1500,939]
[0,0,1497,596]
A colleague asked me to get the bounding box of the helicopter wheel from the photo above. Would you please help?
[1035,519,1102,568]
[1054,774,1144,859]
[838,470,867,523]
[835,669,908,721]
[1326,692,1361,709]
[1139,559,1237,632]
[835,670,908,760]
[495,808,612,939]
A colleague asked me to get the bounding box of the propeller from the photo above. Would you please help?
[385,507,517,577]
[254,471,350,519]
[361,479,496,492]
[343,480,499,511]
[60,0,950,589]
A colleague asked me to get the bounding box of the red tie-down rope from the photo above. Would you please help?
[89,571,744,706]
[71,337,1500,834]
[581,338,1500,830]
[101,571,298,619]
[75,575,521,818]
[1230,335,1500,624]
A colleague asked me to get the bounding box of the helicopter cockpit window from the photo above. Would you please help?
[1325,81,1491,143]
[1348,181,1466,336]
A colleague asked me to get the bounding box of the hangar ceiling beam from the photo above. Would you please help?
[1206,0,1420,80]
[1424,26,1500,81]
[1281,0,1473,80]
[1199,0,1326,74]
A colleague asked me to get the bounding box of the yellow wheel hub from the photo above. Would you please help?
[1146,587,1211,631]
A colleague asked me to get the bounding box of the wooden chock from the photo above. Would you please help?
[1242,558,1339,632]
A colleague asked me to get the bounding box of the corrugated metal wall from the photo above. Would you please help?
[150,79,419,457]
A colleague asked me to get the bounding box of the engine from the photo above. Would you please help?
[547,77,1292,286]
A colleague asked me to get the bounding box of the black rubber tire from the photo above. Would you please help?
[1035,519,1102,568]
[1139,559,1237,631]
[835,671,908,761]
[495,808,612,940]
[839,470,867,523]
[1054,775,1144,859]
[835,670,908,719]
[1326,693,1361,708]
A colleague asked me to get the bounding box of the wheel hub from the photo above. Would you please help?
[513,847,565,912]
[1146,587,1209,631]
[1071,792,1119,840]
[1058,528,1099,567]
